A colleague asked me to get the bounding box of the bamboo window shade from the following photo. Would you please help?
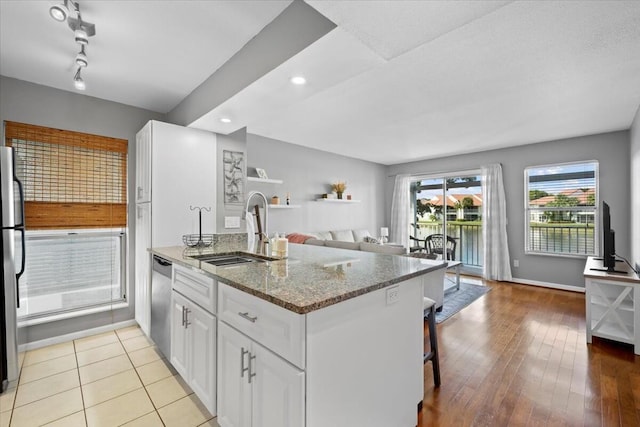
[4,121,128,229]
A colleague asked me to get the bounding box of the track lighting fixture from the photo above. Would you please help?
[49,0,69,22]
[74,68,85,90]
[49,1,96,90]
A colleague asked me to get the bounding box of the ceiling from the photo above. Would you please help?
[2,1,640,165]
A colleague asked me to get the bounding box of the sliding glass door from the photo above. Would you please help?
[411,172,483,274]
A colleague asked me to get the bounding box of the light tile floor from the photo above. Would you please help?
[0,325,220,427]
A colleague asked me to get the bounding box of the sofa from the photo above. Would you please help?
[287,230,445,310]
[287,229,407,255]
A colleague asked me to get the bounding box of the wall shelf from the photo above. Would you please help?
[315,198,360,203]
[269,204,301,209]
[247,177,283,184]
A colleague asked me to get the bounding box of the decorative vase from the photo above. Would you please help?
[337,192,343,199]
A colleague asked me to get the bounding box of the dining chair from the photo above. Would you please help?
[425,234,457,260]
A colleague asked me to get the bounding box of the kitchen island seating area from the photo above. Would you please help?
[152,243,447,427]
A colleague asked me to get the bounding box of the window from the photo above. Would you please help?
[411,172,483,272]
[525,161,598,256]
[4,121,128,320]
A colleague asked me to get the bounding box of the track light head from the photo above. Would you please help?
[75,46,88,67]
[49,0,69,22]
[74,28,89,45]
[73,67,85,90]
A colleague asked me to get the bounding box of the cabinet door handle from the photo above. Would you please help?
[238,311,257,323]
[248,352,256,384]
[137,186,143,200]
[185,308,191,328]
[181,306,186,326]
[240,347,249,378]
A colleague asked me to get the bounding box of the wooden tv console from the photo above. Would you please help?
[584,256,640,355]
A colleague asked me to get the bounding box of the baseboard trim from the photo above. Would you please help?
[18,319,139,352]
[510,277,585,293]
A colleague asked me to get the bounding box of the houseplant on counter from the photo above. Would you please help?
[331,181,347,199]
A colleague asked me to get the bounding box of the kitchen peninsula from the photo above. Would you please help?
[152,243,447,427]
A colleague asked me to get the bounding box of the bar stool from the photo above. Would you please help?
[423,297,441,387]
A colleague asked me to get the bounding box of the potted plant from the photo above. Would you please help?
[331,181,347,199]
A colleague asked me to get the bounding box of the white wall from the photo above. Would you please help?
[246,134,388,237]
[0,76,163,344]
[387,131,631,289]
[631,104,640,272]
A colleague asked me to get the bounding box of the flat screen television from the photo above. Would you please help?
[601,201,616,271]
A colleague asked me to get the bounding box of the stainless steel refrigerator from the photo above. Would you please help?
[1,146,25,393]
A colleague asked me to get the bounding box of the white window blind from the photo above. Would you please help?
[525,161,598,256]
[17,232,125,320]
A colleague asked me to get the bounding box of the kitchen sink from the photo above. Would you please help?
[192,253,274,267]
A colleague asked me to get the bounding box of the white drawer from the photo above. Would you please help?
[173,264,217,314]
[218,282,305,369]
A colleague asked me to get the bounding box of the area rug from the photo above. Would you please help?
[435,281,491,323]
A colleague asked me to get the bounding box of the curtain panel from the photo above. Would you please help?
[390,174,411,250]
[481,164,512,281]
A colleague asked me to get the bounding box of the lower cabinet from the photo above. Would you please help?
[134,203,151,336]
[171,290,216,414]
[217,321,304,427]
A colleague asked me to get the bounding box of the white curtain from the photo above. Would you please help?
[481,164,512,281]
[390,174,411,250]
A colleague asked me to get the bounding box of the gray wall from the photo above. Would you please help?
[0,76,163,344]
[631,105,640,272]
[246,134,387,237]
[387,131,631,289]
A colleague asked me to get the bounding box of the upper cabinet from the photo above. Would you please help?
[135,120,217,246]
[135,122,152,203]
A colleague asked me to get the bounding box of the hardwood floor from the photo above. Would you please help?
[419,279,640,426]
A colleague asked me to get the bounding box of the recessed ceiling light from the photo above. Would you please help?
[220,118,231,123]
[290,76,306,85]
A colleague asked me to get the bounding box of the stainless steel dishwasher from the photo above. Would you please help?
[151,255,172,359]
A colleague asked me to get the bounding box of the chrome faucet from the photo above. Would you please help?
[243,191,269,254]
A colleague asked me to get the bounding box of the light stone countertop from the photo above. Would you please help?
[152,243,447,314]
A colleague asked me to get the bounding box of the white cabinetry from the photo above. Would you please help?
[217,282,305,427]
[170,292,189,377]
[584,257,640,354]
[134,120,216,344]
[217,278,424,427]
[171,265,217,414]
[217,322,304,427]
[134,203,151,335]
[135,123,151,203]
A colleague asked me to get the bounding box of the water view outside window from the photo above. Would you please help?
[412,174,483,270]
[525,161,598,256]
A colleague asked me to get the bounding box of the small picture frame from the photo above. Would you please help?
[256,168,268,179]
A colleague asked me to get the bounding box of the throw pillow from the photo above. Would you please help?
[363,236,379,244]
